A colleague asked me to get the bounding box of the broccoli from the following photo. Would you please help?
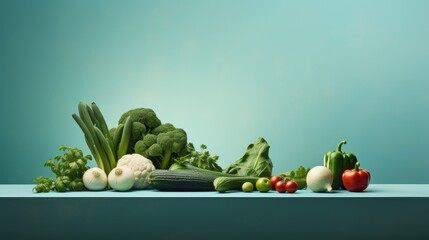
[135,134,158,156]
[131,122,146,143]
[151,123,176,135]
[155,128,187,169]
[117,108,160,154]
[117,108,188,169]
[134,128,188,169]
[118,108,161,130]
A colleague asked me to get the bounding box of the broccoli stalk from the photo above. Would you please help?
[161,150,172,170]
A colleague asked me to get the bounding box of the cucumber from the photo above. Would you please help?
[169,163,234,177]
[148,170,220,191]
[213,176,261,193]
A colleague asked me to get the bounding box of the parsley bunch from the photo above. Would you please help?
[33,146,92,193]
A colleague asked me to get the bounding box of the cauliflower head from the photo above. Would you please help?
[116,153,155,189]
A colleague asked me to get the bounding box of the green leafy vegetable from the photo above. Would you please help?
[175,143,223,172]
[223,137,273,178]
[34,146,92,193]
[280,165,310,189]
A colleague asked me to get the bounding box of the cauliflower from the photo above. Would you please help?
[116,153,155,189]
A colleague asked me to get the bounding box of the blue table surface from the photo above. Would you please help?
[1,184,428,198]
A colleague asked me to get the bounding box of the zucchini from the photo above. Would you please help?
[214,176,260,193]
[148,170,220,191]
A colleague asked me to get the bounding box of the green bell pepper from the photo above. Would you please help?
[323,140,357,190]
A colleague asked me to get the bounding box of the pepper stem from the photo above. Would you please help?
[355,162,360,171]
[336,140,347,152]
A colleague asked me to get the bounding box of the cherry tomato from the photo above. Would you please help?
[285,180,298,193]
[275,181,286,193]
[270,176,281,189]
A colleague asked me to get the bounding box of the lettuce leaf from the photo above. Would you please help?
[223,137,273,178]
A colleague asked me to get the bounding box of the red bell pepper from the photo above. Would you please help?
[342,162,370,192]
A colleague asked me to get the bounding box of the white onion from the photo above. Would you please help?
[108,167,135,191]
[306,166,333,192]
[83,167,108,191]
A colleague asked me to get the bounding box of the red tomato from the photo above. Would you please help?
[275,181,286,193]
[285,180,298,193]
[270,176,281,189]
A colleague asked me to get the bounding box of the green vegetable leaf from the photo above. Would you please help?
[280,165,310,189]
[175,143,223,172]
[33,146,92,193]
[295,166,310,178]
[223,137,273,178]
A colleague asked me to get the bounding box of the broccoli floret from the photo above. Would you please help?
[143,134,158,146]
[147,144,163,156]
[135,129,187,169]
[131,122,146,143]
[156,128,187,169]
[151,123,176,135]
[134,134,158,157]
[118,108,161,129]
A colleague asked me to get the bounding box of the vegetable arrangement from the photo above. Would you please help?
[323,140,357,190]
[35,101,371,194]
[147,137,274,191]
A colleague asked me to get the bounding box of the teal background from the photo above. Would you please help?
[1,0,428,184]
